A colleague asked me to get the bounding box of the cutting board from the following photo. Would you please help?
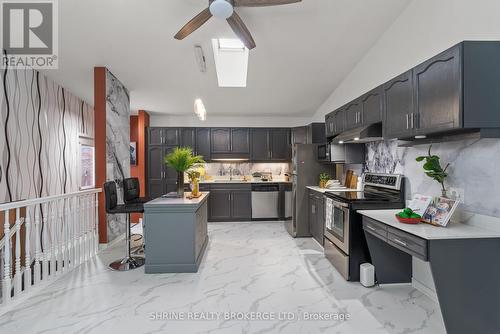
[344,170,353,188]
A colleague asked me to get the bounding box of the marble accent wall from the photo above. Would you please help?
[204,162,291,178]
[105,70,130,241]
[364,139,500,218]
[0,67,94,203]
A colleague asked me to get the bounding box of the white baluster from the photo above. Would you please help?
[94,193,99,255]
[14,208,22,296]
[2,210,12,305]
[24,206,32,291]
[92,193,98,256]
[75,196,80,267]
[86,195,91,261]
[62,198,68,272]
[56,199,63,274]
[68,197,74,270]
[49,202,56,277]
[81,196,87,262]
[42,202,49,280]
[34,205,41,284]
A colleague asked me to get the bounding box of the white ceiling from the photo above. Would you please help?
[44,0,410,117]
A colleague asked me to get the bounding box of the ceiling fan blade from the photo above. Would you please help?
[234,0,301,7]
[174,8,212,40]
[226,11,256,50]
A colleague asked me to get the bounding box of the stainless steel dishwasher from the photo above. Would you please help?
[251,184,280,219]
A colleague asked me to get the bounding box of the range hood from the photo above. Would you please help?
[331,123,383,144]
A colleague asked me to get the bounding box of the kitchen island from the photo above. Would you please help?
[143,192,209,274]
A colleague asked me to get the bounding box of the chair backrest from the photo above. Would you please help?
[103,181,118,213]
[123,177,140,203]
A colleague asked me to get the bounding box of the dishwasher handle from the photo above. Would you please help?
[251,184,280,192]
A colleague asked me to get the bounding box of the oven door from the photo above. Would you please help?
[324,197,350,254]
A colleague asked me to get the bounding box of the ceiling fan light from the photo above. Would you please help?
[210,0,234,19]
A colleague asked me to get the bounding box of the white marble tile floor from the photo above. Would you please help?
[0,222,446,334]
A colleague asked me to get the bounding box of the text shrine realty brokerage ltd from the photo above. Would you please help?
[149,311,352,321]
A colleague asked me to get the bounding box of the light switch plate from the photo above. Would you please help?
[448,187,465,203]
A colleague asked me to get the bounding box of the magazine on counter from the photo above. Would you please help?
[408,194,433,217]
[422,197,460,227]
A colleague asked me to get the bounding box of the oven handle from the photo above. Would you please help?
[328,198,349,208]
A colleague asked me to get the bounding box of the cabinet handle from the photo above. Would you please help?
[393,238,408,247]
[410,113,414,129]
[406,114,410,129]
[367,225,376,231]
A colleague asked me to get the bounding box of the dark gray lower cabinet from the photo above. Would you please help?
[309,191,324,246]
[205,184,252,221]
[209,190,232,221]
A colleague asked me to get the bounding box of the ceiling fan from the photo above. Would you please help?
[174,0,302,50]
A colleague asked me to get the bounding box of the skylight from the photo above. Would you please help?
[211,38,249,87]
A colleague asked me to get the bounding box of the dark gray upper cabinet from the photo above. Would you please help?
[163,128,179,146]
[361,87,383,125]
[180,128,196,150]
[270,128,291,161]
[334,109,345,135]
[251,128,270,160]
[148,128,163,146]
[230,128,250,154]
[195,128,211,161]
[414,45,462,135]
[345,99,363,130]
[211,128,231,153]
[325,114,336,138]
[383,70,415,139]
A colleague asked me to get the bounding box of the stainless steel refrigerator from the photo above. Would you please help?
[285,144,336,238]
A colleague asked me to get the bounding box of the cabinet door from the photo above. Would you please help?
[148,128,163,146]
[414,46,462,135]
[147,146,165,198]
[209,190,232,220]
[383,70,415,139]
[292,126,308,144]
[231,128,250,154]
[164,146,178,182]
[334,109,345,134]
[211,128,231,153]
[231,190,252,220]
[270,128,291,161]
[325,114,334,138]
[317,196,325,245]
[362,87,383,125]
[180,128,196,150]
[251,128,270,160]
[195,128,211,160]
[309,194,318,240]
[345,100,362,129]
[163,128,179,146]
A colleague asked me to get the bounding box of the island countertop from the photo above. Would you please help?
[144,192,209,210]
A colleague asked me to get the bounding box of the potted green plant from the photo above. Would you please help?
[319,173,330,189]
[164,147,205,197]
[416,145,450,197]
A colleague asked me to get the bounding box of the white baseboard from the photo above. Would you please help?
[412,278,439,303]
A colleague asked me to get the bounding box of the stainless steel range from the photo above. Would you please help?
[324,173,405,281]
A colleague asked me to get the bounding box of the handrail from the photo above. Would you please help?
[0,188,102,211]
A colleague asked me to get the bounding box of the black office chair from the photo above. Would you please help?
[104,181,145,271]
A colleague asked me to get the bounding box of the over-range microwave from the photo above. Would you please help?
[317,143,331,162]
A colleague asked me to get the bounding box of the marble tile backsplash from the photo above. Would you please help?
[204,163,291,178]
[363,138,500,219]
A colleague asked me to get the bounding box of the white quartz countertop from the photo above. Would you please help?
[306,186,358,193]
[145,192,209,207]
[358,209,500,240]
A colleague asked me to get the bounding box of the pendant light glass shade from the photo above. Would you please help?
[194,98,207,121]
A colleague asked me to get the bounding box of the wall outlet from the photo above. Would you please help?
[448,187,465,203]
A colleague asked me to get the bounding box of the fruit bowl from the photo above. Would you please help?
[395,214,421,225]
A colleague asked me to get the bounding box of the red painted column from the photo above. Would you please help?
[130,110,150,224]
[94,67,107,243]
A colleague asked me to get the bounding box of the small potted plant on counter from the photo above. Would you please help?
[164,147,205,198]
[416,145,450,197]
[319,173,330,189]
